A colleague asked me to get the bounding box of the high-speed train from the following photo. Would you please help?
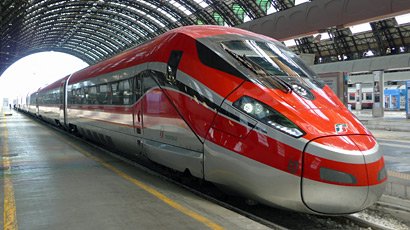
[23,25,386,215]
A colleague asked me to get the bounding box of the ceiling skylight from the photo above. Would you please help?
[283,39,296,47]
[349,23,372,34]
[193,0,208,8]
[313,32,330,41]
[396,13,410,25]
[267,4,277,15]
[295,0,310,6]
[169,0,192,15]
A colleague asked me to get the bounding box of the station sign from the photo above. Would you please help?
[317,72,348,106]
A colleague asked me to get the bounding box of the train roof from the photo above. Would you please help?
[168,25,275,40]
[67,25,276,85]
[31,26,278,91]
[38,75,70,92]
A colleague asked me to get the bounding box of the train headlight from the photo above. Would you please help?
[233,96,305,138]
[291,82,314,100]
[243,103,254,114]
[254,103,264,115]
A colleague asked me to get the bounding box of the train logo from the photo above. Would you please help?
[335,123,348,133]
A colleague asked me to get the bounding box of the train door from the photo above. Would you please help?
[133,73,144,153]
[59,78,67,126]
[35,93,39,116]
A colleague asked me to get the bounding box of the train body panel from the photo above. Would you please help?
[28,90,39,115]
[26,25,386,215]
[36,76,68,126]
[302,135,385,214]
[204,141,309,212]
[23,93,30,113]
[65,60,206,176]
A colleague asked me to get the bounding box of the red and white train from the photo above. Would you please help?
[22,25,386,215]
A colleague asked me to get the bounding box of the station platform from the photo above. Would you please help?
[1,107,410,229]
[352,110,410,132]
[353,110,410,201]
[0,109,269,229]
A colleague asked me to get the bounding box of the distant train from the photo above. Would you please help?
[348,84,406,110]
[20,25,386,215]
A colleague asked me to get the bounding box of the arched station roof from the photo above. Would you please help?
[2,0,410,77]
[1,0,290,76]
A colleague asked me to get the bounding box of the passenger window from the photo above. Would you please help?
[365,93,372,101]
[98,84,109,104]
[60,87,64,104]
[122,79,131,96]
[80,88,85,104]
[81,88,86,104]
[89,86,97,104]
[111,82,120,105]
[349,93,355,101]
[53,91,58,104]
[71,89,76,104]
[143,73,158,93]
[135,74,142,101]
[119,79,132,105]
[124,79,133,105]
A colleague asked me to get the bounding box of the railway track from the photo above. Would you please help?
[28,111,409,230]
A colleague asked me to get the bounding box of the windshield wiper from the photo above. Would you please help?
[222,44,291,93]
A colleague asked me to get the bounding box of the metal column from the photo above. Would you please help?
[406,80,410,119]
[372,70,384,117]
[355,83,362,111]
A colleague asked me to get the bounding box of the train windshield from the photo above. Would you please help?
[221,40,324,92]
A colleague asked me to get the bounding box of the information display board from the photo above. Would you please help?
[317,72,348,106]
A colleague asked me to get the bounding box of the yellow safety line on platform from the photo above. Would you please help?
[62,139,224,230]
[2,117,18,230]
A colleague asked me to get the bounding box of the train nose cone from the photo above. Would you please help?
[301,135,386,214]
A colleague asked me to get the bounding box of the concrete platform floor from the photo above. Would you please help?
[2,106,410,229]
[353,109,410,132]
[0,110,269,230]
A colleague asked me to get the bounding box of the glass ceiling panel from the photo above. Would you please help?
[193,0,208,8]
[396,13,410,25]
[283,39,297,47]
[157,8,178,23]
[169,0,192,15]
[349,22,372,34]
[295,0,310,6]
[11,0,410,77]
[313,32,330,40]
[135,0,178,23]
